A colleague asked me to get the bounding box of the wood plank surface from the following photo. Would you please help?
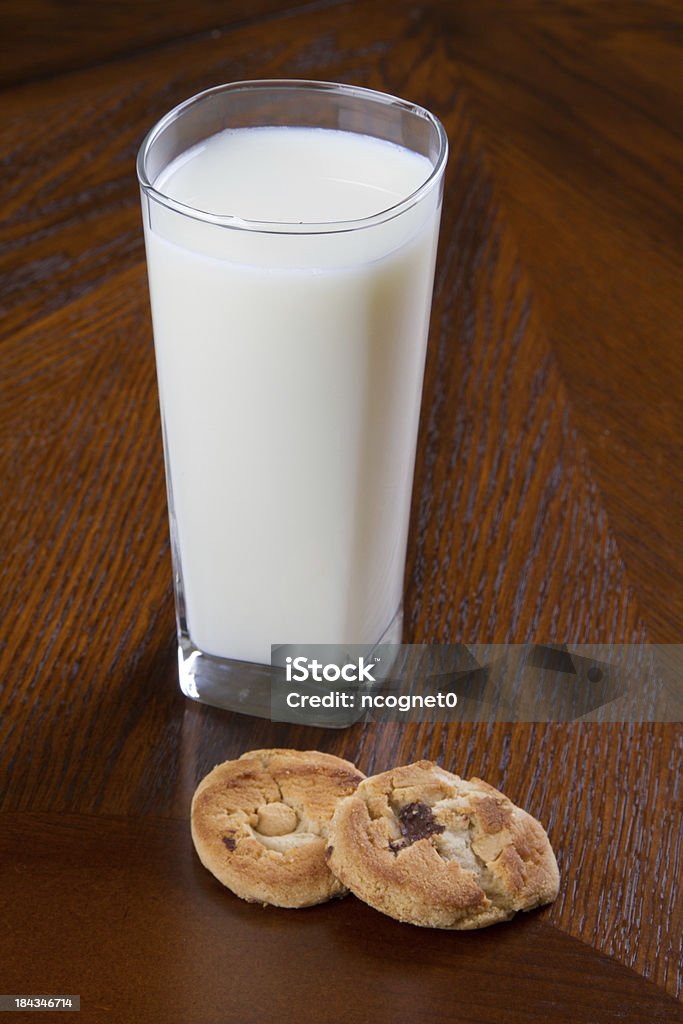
[0,0,349,87]
[1,1,681,1019]
[3,813,682,1024]
[437,1,683,642]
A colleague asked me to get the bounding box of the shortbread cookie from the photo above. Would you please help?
[191,748,364,908]
[326,760,559,928]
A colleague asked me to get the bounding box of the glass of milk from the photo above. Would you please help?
[137,81,448,720]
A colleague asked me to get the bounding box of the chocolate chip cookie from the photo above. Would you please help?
[191,748,364,908]
[326,760,559,928]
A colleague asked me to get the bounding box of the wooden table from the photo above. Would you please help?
[1,2,681,1021]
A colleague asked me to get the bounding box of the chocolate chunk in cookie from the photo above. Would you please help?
[327,760,559,929]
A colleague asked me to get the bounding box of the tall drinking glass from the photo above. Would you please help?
[137,80,448,720]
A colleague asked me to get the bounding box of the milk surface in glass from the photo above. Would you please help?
[143,126,441,665]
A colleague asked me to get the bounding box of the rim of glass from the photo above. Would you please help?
[136,79,448,235]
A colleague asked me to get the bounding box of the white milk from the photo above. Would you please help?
[143,127,441,664]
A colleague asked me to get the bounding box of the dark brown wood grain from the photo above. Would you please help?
[2,812,683,1024]
[435,1,683,642]
[1,1,681,1019]
[0,0,349,87]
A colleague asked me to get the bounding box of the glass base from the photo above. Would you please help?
[177,606,403,726]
